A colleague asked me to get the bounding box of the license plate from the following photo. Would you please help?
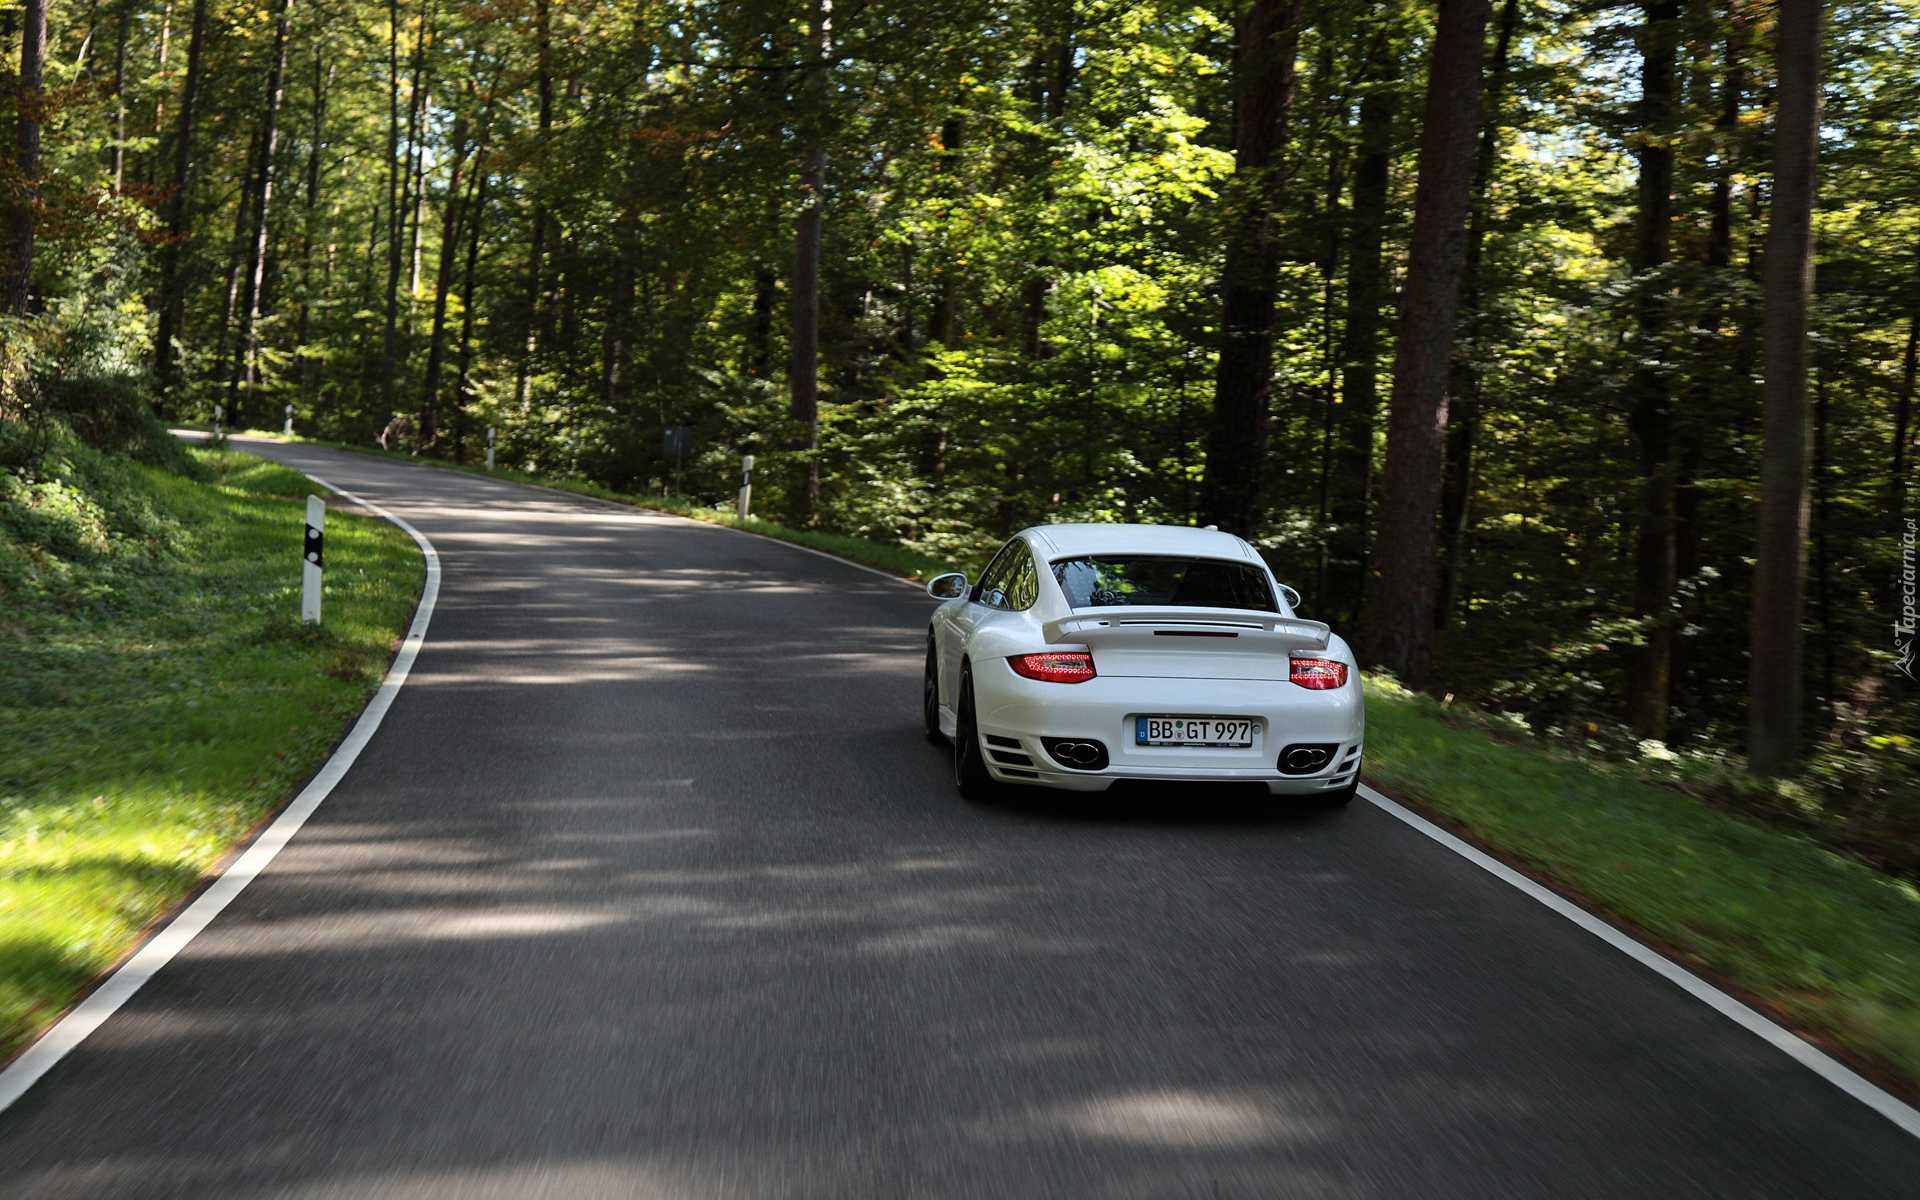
[1135,716,1258,747]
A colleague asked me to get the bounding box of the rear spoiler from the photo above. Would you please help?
[1043,606,1331,651]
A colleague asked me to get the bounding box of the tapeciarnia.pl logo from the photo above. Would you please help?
[1899,517,1917,680]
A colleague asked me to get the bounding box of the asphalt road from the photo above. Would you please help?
[2,439,1915,1199]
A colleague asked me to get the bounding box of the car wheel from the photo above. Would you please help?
[923,636,946,745]
[1312,776,1359,808]
[952,667,996,801]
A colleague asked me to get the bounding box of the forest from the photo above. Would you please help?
[0,0,1913,845]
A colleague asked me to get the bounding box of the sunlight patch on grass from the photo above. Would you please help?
[0,449,422,1060]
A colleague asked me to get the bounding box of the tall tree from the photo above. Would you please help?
[1365,0,1494,686]
[227,0,295,428]
[1625,1,1682,739]
[295,48,330,403]
[1748,0,1823,775]
[420,69,488,450]
[1200,0,1309,536]
[1329,15,1401,632]
[514,0,554,408]
[109,0,129,194]
[452,166,489,433]
[5,0,48,315]
[151,0,208,396]
[1436,0,1522,629]
[1894,305,1917,532]
[790,0,833,512]
[380,0,404,422]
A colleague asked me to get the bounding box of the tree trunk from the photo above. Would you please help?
[750,260,775,374]
[109,0,128,194]
[1313,72,1342,612]
[1200,0,1309,537]
[791,0,833,513]
[1364,0,1494,687]
[1436,0,1521,632]
[603,253,632,404]
[1626,1,1681,740]
[5,0,48,315]
[515,0,553,409]
[405,76,432,299]
[419,91,473,452]
[145,0,171,189]
[297,51,330,403]
[926,115,963,348]
[380,0,403,422]
[1747,0,1822,776]
[152,0,208,397]
[215,121,262,373]
[1893,308,1917,531]
[1329,25,1400,633]
[1672,7,1746,732]
[792,151,825,504]
[453,169,489,425]
[226,0,293,429]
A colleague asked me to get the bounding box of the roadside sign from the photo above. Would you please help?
[302,496,324,624]
[662,426,693,496]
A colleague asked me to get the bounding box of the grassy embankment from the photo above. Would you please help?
[0,444,421,1062]
[265,432,1920,1094]
[1363,678,1920,1092]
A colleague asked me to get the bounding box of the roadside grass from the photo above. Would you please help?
[237,431,961,582]
[1362,676,1920,1091]
[0,449,421,1062]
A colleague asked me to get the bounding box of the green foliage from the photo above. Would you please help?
[0,445,422,1060]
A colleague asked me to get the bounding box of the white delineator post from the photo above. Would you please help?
[486,427,496,471]
[284,404,293,436]
[213,403,224,442]
[302,495,324,625]
[738,454,755,519]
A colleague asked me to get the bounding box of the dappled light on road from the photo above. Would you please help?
[6,443,1917,1200]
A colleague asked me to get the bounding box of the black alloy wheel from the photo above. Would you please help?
[923,635,946,745]
[952,667,996,801]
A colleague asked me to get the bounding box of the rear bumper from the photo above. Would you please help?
[971,667,1364,794]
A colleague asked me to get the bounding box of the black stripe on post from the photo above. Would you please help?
[304,522,324,570]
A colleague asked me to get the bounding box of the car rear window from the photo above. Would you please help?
[1051,555,1278,612]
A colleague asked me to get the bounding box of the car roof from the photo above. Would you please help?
[1022,522,1263,563]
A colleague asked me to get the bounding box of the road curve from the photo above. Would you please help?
[1,439,1913,1198]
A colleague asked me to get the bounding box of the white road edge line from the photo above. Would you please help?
[0,473,439,1116]
[1359,782,1920,1140]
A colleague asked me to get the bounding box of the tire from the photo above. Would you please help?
[1312,776,1359,808]
[923,635,946,745]
[952,667,996,801]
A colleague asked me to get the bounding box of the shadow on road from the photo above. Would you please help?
[965,774,1346,830]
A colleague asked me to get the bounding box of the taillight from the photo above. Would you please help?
[1290,657,1348,689]
[1008,652,1097,683]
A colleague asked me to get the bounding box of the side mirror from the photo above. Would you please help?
[926,572,969,601]
[1278,583,1302,611]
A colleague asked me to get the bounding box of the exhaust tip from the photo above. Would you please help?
[1278,743,1339,775]
[1041,737,1109,771]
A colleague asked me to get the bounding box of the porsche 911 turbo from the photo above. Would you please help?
[922,523,1364,804]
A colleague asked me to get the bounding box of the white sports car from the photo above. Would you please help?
[922,523,1364,804]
